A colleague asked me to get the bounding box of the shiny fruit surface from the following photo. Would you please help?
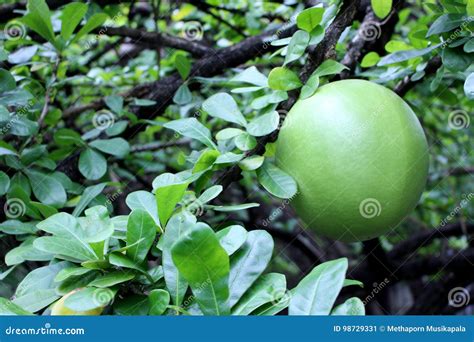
[276,80,429,242]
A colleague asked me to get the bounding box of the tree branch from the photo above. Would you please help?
[394,56,442,96]
[103,26,212,57]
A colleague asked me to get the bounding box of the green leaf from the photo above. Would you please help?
[464,72,474,99]
[331,297,365,315]
[78,206,114,243]
[297,7,325,32]
[14,262,69,312]
[284,30,309,65]
[34,236,97,262]
[216,225,248,255]
[126,209,157,263]
[202,93,247,126]
[5,242,53,266]
[234,133,257,151]
[464,39,474,53]
[105,95,124,114]
[216,128,245,140]
[230,66,268,87]
[24,170,66,207]
[173,84,192,105]
[0,220,37,235]
[0,171,10,195]
[193,149,220,173]
[378,43,441,66]
[60,2,88,40]
[300,73,320,99]
[108,253,149,276]
[54,128,83,146]
[21,0,56,45]
[360,51,381,68]
[149,289,170,315]
[251,91,287,110]
[154,174,189,227]
[289,258,348,315]
[239,155,265,171]
[171,223,230,315]
[160,213,195,305]
[314,60,348,77]
[55,267,94,282]
[232,273,286,315]
[268,67,302,91]
[228,230,274,307]
[89,271,135,288]
[309,25,325,45]
[164,118,216,149]
[215,152,244,164]
[0,298,32,315]
[72,183,106,217]
[175,54,191,79]
[343,279,364,288]
[257,162,297,199]
[70,13,108,44]
[0,69,16,92]
[371,0,392,19]
[197,185,223,204]
[37,211,111,243]
[65,287,115,311]
[426,14,467,36]
[79,148,107,180]
[442,47,471,72]
[90,138,130,158]
[125,191,160,226]
[206,203,259,212]
[246,111,280,137]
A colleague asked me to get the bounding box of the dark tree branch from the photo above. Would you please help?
[188,0,248,37]
[64,24,297,118]
[131,139,190,152]
[394,56,442,96]
[103,26,213,57]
